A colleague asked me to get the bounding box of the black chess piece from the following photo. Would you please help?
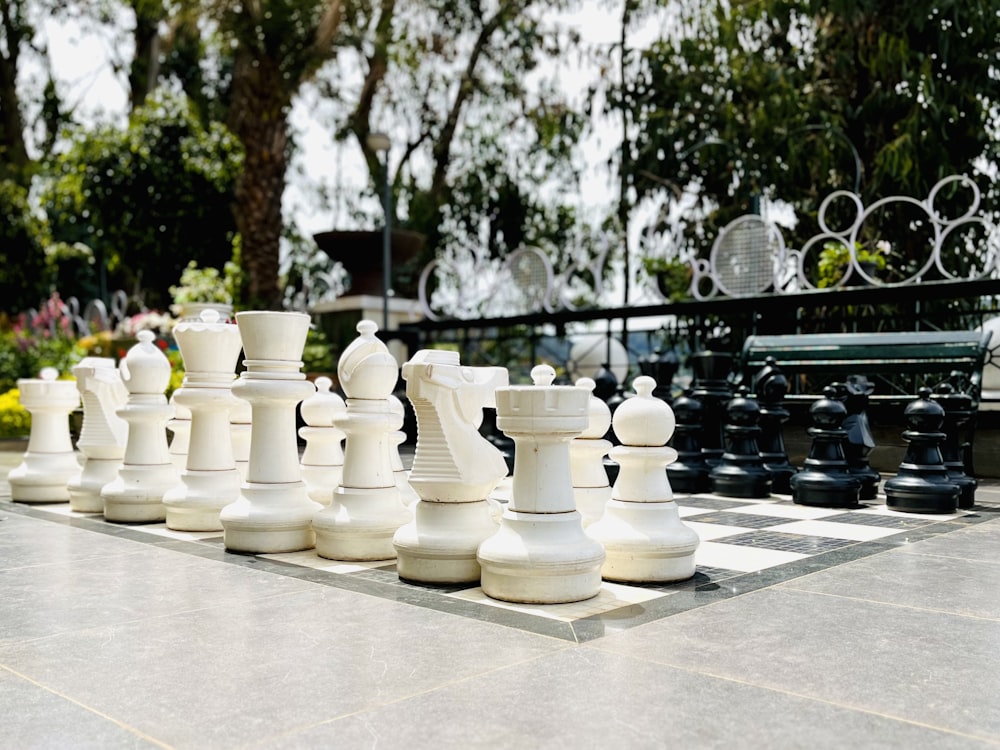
[688,338,734,467]
[789,386,862,507]
[883,388,960,514]
[838,376,881,501]
[709,386,773,498]
[639,348,680,403]
[754,357,796,494]
[931,380,977,509]
[667,389,712,493]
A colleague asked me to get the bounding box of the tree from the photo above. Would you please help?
[40,90,243,308]
[329,0,594,294]
[617,0,1000,267]
[213,0,342,309]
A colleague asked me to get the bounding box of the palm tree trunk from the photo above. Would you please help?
[228,50,290,310]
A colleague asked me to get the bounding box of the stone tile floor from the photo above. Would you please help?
[2,449,999,749]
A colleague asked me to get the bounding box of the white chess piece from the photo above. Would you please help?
[570,377,613,526]
[392,350,508,583]
[587,375,699,582]
[388,395,419,508]
[101,331,178,522]
[8,367,80,503]
[230,395,252,480]
[68,357,128,512]
[477,365,605,603]
[313,320,412,560]
[220,311,321,553]
[299,376,346,507]
[166,396,191,472]
[163,310,244,530]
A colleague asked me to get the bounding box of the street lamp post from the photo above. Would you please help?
[367,132,392,331]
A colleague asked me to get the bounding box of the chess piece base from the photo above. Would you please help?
[573,485,612,527]
[587,500,699,583]
[477,509,605,604]
[164,468,242,531]
[666,465,712,494]
[300,464,342,507]
[313,485,411,561]
[9,452,80,503]
[102,464,177,522]
[884,474,959,514]
[710,464,773,499]
[393,499,498,584]
[68,458,121,512]
[790,470,861,508]
[220,481,321,553]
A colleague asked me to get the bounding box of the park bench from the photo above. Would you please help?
[740,330,993,409]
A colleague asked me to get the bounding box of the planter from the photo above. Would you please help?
[313,229,426,296]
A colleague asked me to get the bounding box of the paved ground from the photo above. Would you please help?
[2,449,1000,749]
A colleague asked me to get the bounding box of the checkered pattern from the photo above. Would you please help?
[23,492,965,627]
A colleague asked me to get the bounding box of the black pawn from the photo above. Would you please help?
[755,357,796,494]
[931,381,977,509]
[884,388,960,514]
[689,344,734,467]
[710,386,772,498]
[790,386,862,508]
[838,376,881,501]
[639,348,680,403]
[667,390,712,493]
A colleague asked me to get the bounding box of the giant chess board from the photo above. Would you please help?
[5,486,989,643]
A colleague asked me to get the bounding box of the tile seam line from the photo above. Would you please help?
[577,648,1000,746]
[0,664,175,750]
[896,549,1000,567]
[774,582,1000,622]
[229,647,576,749]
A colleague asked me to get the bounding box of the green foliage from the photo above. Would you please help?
[0,389,31,438]
[643,256,693,302]
[39,89,243,308]
[0,179,51,312]
[620,0,1000,263]
[301,326,336,373]
[169,259,241,305]
[816,241,888,289]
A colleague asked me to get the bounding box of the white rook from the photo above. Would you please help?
[9,367,80,503]
[477,365,605,604]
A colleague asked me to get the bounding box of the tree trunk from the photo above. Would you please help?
[0,0,30,184]
[228,51,290,310]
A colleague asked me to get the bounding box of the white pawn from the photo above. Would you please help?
[392,349,509,584]
[220,311,320,553]
[587,375,700,582]
[230,395,252,480]
[477,364,605,604]
[163,309,244,531]
[101,331,178,522]
[8,367,80,503]
[299,376,347,507]
[68,357,128,512]
[166,396,191,472]
[389,395,419,508]
[313,320,412,561]
[570,377,613,526]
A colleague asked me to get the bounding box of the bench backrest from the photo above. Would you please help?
[741,330,992,401]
